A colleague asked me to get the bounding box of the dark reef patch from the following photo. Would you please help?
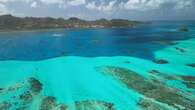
[149,70,161,75]
[181,76,195,82]
[181,75,195,89]
[19,91,33,103]
[153,59,169,64]
[75,100,115,110]
[0,101,12,110]
[175,47,186,53]
[178,27,189,32]
[149,69,195,90]
[149,70,179,80]
[0,77,116,110]
[59,104,67,110]
[0,77,41,110]
[0,88,3,93]
[28,77,43,94]
[124,61,131,64]
[138,98,169,110]
[40,96,57,110]
[186,64,195,68]
[156,41,178,46]
[7,83,22,92]
[39,97,115,110]
[183,82,195,89]
[96,66,195,109]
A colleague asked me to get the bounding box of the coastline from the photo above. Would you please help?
[0,15,142,34]
[0,25,140,34]
[0,28,67,34]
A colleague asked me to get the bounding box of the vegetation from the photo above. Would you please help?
[0,14,141,31]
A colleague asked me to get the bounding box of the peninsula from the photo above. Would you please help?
[0,15,141,31]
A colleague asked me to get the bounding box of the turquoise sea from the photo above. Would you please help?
[0,21,195,110]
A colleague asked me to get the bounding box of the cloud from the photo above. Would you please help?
[122,0,162,11]
[175,0,194,9]
[39,0,86,7]
[0,3,8,14]
[68,0,86,6]
[86,0,116,12]
[30,1,37,8]
[0,0,194,20]
[0,3,15,15]
[0,0,32,3]
[1,0,192,12]
[120,0,195,11]
[39,0,64,5]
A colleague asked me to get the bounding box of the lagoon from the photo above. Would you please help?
[0,21,195,110]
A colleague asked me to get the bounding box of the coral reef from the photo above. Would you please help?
[97,66,195,109]
[19,91,33,103]
[153,59,169,64]
[186,64,195,68]
[156,41,178,46]
[75,100,115,110]
[175,47,186,53]
[181,76,195,82]
[0,77,115,110]
[0,77,42,110]
[0,101,12,110]
[183,82,195,89]
[40,96,57,110]
[149,70,179,81]
[181,75,195,89]
[1,71,194,110]
[28,77,43,94]
[138,98,171,110]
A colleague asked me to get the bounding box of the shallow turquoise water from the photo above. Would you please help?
[0,22,195,110]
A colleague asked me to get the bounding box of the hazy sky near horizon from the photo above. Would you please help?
[0,0,195,20]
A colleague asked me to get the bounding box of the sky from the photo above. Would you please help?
[0,0,195,20]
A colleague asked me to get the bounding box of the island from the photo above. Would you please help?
[0,15,141,31]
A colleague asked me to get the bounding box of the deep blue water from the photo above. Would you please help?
[0,21,194,61]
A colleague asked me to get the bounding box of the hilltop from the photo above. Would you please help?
[0,15,141,31]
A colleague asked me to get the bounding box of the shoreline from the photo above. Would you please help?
[0,14,142,34]
[0,26,140,34]
[0,28,67,34]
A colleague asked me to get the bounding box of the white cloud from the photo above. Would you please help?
[39,0,86,8]
[121,0,163,11]
[86,0,116,12]
[0,0,194,19]
[39,0,86,6]
[121,0,194,11]
[175,0,194,9]
[86,2,96,10]
[30,1,37,8]
[39,0,64,4]
[68,0,85,6]
[0,3,9,15]
[0,0,32,3]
